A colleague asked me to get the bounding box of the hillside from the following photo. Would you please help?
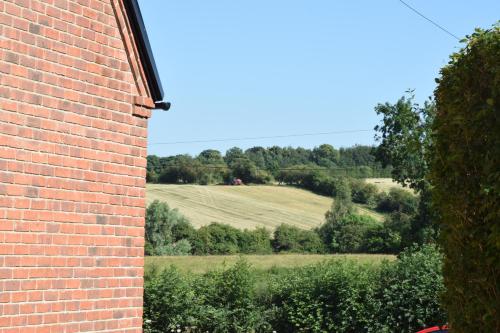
[146,184,385,230]
[365,178,413,193]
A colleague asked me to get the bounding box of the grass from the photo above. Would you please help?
[365,178,412,192]
[145,254,395,274]
[146,183,385,230]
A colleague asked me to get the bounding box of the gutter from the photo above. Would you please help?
[123,0,170,111]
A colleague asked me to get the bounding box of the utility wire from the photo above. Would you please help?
[160,165,365,171]
[398,0,460,41]
[153,164,387,172]
[149,129,372,146]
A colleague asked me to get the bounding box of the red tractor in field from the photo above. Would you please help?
[415,325,449,333]
[231,178,243,185]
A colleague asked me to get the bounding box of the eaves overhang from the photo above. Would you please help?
[123,0,165,106]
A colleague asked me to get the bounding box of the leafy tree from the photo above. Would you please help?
[374,92,435,192]
[146,170,159,183]
[147,144,391,185]
[311,144,339,167]
[333,177,352,202]
[374,93,439,245]
[339,145,378,167]
[197,149,224,164]
[276,164,314,185]
[317,199,353,251]
[244,146,267,168]
[145,200,193,255]
[224,147,245,165]
[228,158,257,183]
[431,25,500,332]
[171,218,197,242]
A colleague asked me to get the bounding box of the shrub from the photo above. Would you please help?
[351,180,379,205]
[269,260,380,332]
[385,211,413,249]
[192,223,242,255]
[144,260,272,333]
[431,24,500,332]
[318,199,381,253]
[238,227,273,254]
[171,218,197,243]
[329,213,379,253]
[144,247,447,332]
[362,224,402,253]
[272,224,325,253]
[163,239,192,256]
[373,245,447,332]
[296,229,325,254]
[192,260,271,332]
[268,245,446,332]
[272,224,301,252]
[375,188,418,215]
[143,266,197,332]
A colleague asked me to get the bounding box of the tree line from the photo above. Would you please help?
[146,144,392,185]
[145,180,420,256]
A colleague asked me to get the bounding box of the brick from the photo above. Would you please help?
[0,0,154,330]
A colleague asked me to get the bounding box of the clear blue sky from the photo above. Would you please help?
[139,0,499,157]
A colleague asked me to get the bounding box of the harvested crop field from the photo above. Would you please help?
[146,184,385,230]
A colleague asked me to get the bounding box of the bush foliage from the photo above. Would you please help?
[145,201,195,256]
[431,24,500,332]
[144,245,446,332]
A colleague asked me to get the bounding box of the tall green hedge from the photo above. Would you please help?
[432,24,499,332]
[144,246,446,332]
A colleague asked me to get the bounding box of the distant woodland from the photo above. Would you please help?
[146,144,391,185]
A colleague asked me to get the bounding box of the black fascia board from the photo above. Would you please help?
[123,0,165,103]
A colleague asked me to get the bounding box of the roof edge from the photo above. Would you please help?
[123,0,164,103]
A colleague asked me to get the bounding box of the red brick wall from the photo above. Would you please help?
[0,0,154,331]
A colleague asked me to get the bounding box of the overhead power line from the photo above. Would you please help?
[159,165,375,171]
[398,0,461,41]
[149,129,373,146]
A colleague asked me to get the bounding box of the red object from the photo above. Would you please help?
[415,325,449,333]
[232,178,244,185]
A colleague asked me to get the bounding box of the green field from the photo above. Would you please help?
[146,183,386,230]
[145,254,395,274]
